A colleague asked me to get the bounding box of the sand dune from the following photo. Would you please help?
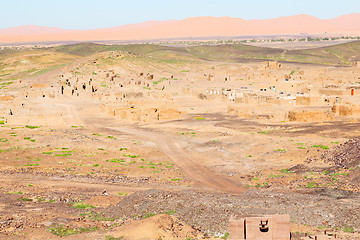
[1,13,360,43]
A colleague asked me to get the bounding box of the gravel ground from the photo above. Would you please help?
[322,139,360,169]
[104,188,360,234]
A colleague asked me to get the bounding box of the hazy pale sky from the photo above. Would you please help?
[1,0,360,29]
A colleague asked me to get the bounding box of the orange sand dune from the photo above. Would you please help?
[1,14,360,43]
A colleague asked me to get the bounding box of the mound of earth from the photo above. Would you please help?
[84,195,122,208]
[103,189,360,234]
[109,214,204,240]
[322,139,360,168]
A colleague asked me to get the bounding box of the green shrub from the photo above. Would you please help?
[25,125,39,129]
[49,225,98,237]
[196,116,206,120]
[280,169,291,174]
[105,236,124,240]
[343,226,354,233]
[70,202,95,210]
[312,145,329,149]
[171,178,181,181]
[123,154,139,158]
[165,210,176,215]
[143,213,156,218]
[19,197,32,202]
[306,182,317,188]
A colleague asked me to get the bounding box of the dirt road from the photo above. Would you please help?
[105,126,246,194]
[45,99,247,194]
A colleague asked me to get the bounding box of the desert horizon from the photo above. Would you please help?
[1,13,360,44]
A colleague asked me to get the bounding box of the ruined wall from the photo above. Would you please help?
[332,104,360,116]
[288,109,335,122]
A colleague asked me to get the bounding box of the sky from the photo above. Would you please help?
[1,0,360,30]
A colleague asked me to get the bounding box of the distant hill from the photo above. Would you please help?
[1,14,360,44]
[52,40,360,66]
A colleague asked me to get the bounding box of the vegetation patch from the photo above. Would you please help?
[25,125,39,129]
[343,226,355,233]
[70,202,95,210]
[312,144,329,149]
[19,197,32,202]
[49,225,98,237]
[306,182,318,188]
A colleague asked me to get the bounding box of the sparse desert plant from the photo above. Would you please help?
[25,125,39,129]
[306,182,317,188]
[143,212,156,218]
[331,172,348,176]
[221,232,230,239]
[165,210,176,215]
[54,153,71,157]
[280,169,291,174]
[312,144,329,149]
[268,174,282,178]
[106,158,125,163]
[343,226,354,233]
[123,154,139,158]
[105,236,124,240]
[49,225,98,237]
[258,131,271,134]
[19,197,32,202]
[70,202,95,210]
[7,191,23,194]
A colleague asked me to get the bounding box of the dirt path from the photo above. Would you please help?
[105,126,246,194]
[29,98,247,194]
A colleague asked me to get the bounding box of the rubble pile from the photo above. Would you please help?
[323,139,360,168]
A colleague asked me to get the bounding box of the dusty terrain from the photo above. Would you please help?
[0,41,360,239]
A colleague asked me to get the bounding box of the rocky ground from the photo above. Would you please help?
[0,120,359,239]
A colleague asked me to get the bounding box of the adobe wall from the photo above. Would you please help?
[332,104,360,116]
[288,108,335,122]
[5,114,66,126]
[229,214,290,240]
